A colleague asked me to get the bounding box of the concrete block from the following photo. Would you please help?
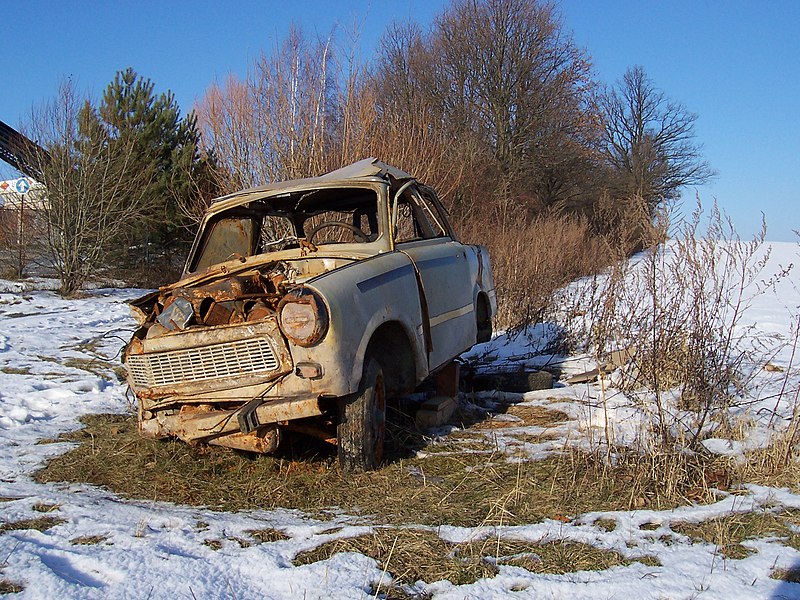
[415,395,457,429]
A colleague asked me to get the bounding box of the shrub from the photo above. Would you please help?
[461,212,615,333]
[570,200,785,451]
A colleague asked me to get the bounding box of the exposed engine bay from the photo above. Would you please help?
[128,257,352,339]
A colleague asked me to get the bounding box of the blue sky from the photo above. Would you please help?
[3,1,798,240]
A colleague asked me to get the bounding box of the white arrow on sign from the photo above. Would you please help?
[15,178,31,194]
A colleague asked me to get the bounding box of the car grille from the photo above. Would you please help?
[126,337,280,389]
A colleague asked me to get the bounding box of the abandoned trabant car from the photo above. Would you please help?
[123,158,496,470]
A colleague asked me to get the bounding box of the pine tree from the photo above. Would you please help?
[88,67,215,278]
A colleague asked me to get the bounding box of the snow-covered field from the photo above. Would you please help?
[1,243,799,599]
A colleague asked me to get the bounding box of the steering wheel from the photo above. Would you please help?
[306,221,368,243]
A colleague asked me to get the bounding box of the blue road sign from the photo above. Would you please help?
[15,178,30,194]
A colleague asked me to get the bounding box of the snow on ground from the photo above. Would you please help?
[0,242,799,599]
[464,241,800,457]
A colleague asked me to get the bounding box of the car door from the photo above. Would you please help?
[392,184,476,370]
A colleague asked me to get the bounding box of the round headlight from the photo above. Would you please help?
[278,288,329,346]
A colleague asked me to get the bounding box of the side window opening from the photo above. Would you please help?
[394,188,448,243]
[416,188,449,237]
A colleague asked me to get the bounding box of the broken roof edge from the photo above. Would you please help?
[318,158,414,182]
[206,158,415,214]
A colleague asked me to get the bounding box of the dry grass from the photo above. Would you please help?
[471,214,614,332]
[203,539,223,551]
[0,367,31,375]
[471,406,569,431]
[734,436,800,492]
[594,518,617,532]
[493,539,639,574]
[294,529,637,593]
[295,529,496,589]
[671,510,800,560]
[31,410,800,584]
[0,579,24,594]
[0,516,64,533]
[246,528,291,544]
[505,405,569,425]
[772,567,800,584]
[70,535,108,545]
[506,432,561,445]
[35,414,738,525]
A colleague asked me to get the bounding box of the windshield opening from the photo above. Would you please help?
[192,216,256,272]
[188,186,382,273]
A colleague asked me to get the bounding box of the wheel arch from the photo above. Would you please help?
[475,289,493,343]
[360,321,422,396]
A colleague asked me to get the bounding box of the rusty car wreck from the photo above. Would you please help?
[123,158,496,470]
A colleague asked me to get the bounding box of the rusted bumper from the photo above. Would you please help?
[140,396,325,446]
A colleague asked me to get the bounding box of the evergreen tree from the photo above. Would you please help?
[88,67,216,277]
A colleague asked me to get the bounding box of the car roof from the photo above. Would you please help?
[204,158,415,216]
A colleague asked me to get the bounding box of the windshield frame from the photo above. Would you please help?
[183,182,391,276]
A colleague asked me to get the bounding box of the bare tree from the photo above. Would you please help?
[196,27,338,190]
[354,22,473,219]
[370,0,603,221]
[197,3,602,223]
[28,80,153,295]
[600,65,714,214]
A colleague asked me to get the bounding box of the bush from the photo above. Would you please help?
[569,200,785,451]
[460,212,615,333]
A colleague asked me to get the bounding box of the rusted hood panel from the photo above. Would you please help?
[135,318,281,354]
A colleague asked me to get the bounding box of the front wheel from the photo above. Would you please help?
[337,357,386,472]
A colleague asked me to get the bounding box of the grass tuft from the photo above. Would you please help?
[0,517,64,533]
[0,579,24,594]
[485,539,632,574]
[70,535,108,545]
[771,567,800,584]
[594,518,617,532]
[671,510,800,559]
[0,367,31,376]
[294,529,496,588]
[246,528,290,544]
[295,529,636,592]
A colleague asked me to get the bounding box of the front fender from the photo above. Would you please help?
[290,252,428,397]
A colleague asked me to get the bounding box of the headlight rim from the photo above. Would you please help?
[278,287,329,347]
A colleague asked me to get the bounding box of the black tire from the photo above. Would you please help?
[498,370,554,393]
[337,357,386,472]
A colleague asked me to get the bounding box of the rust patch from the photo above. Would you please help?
[207,426,281,453]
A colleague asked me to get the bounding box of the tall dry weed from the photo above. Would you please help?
[461,212,614,333]
[570,199,789,452]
